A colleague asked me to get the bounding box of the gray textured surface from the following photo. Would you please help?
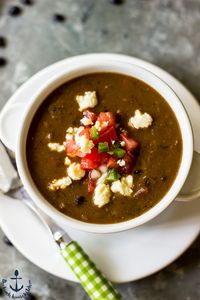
[0,0,200,299]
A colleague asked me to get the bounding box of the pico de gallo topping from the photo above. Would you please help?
[47,90,153,208]
[66,112,138,164]
[64,110,139,192]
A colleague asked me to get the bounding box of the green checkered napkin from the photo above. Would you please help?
[61,241,122,300]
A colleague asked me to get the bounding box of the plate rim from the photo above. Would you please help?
[0,53,200,283]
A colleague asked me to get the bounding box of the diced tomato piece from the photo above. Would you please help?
[98,152,109,164]
[97,112,116,130]
[85,147,109,163]
[79,127,91,139]
[65,141,83,158]
[83,110,97,123]
[83,147,99,161]
[107,156,118,169]
[81,158,99,170]
[120,132,139,152]
[81,147,109,169]
[81,147,99,170]
[88,178,96,193]
[97,126,118,145]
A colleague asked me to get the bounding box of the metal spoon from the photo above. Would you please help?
[0,142,122,300]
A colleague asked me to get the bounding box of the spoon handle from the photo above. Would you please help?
[61,241,122,300]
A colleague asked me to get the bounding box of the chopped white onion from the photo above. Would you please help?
[91,169,101,180]
[98,165,108,173]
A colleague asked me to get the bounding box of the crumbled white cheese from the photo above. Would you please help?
[102,121,109,127]
[94,120,102,131]
[74,126,84,144]
[67,163,85,180]
[117,159,126,167]
[125,175,133,186]
[90,169,101,180]
[74,127,94,154]
[93,183,111,208]
[66,127,74,133]
[76,135,94,154]
[96,173,107,185]
[48,176,72,191]
[65,133,73,141]
[47,143,65,152]
[64,157,71,166]
[74,128,81,143]
[94,120,108,132]
[65,127,79,141]
[120,141,126,147]
[128,110,153,129]
[80,116,93,126]
[111,175,133,196]
[76,91,98,111]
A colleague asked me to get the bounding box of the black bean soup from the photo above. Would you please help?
[26,73,182,224]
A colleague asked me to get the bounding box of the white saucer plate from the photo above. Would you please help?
[0,54,199,283]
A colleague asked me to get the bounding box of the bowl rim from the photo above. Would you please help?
[16,54,194,233]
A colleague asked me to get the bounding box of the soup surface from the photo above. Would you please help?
[26,73,182,224]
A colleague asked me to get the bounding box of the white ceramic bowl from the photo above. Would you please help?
[15,55,193,233]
